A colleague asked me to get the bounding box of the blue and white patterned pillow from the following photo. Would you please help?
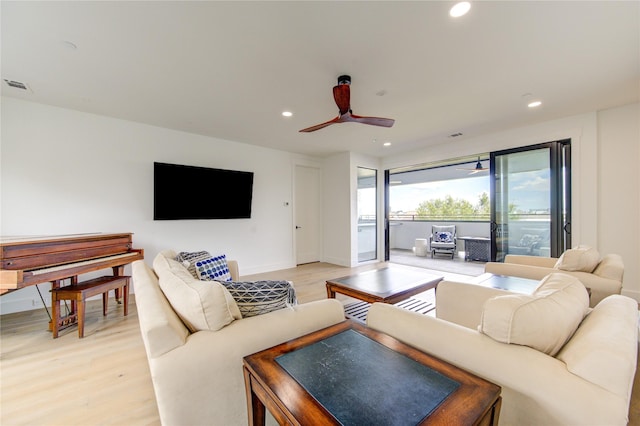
[176,251,232,282]
[195,254,233,282]
[220,280,297,318]
[435,232,453,243]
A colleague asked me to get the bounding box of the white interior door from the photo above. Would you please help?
[295,165,321,264]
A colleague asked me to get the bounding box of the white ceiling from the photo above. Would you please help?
[2,1,638,158]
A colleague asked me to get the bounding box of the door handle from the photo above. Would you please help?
[296,226,302,229]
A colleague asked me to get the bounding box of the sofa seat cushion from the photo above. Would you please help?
[554,245,601,273]
[221,280,297,318]
[479,273,589,356]
[153,252,241,333]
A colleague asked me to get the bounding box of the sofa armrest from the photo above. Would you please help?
[436,281,514,329]
[227,259,240,281]
[593,254,624,282]
[149,299,345,426]
[504,254,558,268]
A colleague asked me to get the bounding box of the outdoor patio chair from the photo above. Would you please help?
[430,225,457,259]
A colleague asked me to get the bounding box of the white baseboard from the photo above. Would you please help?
[240,260,297,276]
[321,256,350,267]
[0,297,49,315]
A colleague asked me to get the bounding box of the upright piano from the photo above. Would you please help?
[0,233,144,296]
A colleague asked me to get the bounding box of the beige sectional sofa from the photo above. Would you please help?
[485,252,624,307]
[367,274,638,425]
[132,251,345,426]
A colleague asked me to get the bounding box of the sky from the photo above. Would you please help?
[389,176,490,213]
[358,169,551,216]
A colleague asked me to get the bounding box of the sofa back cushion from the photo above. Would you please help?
[554,245,601,273]
[153,252,241,333]
[132,260,189,358]
[479,273,589,356]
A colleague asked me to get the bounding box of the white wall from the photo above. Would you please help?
[596,103,639,298]
[321,152,352,266]
[0,97,302,313]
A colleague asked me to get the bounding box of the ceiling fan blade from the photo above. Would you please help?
[346,113,395,128]
[333,84,350,115]
[299,116,341,133]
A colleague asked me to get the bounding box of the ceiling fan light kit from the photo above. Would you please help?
[456,157,489,174]
[299,75,395,133]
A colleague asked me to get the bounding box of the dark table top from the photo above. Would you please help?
[327,267,442,299]
[243,320,501,425]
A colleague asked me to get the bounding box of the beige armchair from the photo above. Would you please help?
[484,252,624,307]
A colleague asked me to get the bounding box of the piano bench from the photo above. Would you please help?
[51,275,130,339]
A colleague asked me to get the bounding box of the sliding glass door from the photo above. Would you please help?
[490,140,571,261]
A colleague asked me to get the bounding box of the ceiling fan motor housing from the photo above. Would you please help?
[337,75,351,85]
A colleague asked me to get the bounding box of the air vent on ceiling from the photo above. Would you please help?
[3,79,32,92]
[449,132,463,138]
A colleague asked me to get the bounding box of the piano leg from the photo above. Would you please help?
[51,282,60,338]
[49,279,62,332]
[102,291,108,316]
[112,266,124,304]
[70,276,78,316]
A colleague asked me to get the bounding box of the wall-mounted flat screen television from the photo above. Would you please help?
[154,162,254,220]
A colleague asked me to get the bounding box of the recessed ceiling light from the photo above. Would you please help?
[450,2,471,18]
[528,101,542,108]
[282,111,293,117]
[383,142,392,147]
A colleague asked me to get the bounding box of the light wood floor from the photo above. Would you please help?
[1,261,639,425]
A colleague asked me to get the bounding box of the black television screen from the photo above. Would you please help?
[154,162,254,220]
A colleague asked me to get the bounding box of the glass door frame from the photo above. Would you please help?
[490,139,571,261]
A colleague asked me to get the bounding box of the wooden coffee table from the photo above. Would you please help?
[243,320,501,425]
[326,266,443,304]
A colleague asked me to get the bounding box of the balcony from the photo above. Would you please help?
[386,216,552,276]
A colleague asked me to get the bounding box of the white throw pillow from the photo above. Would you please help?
[479,273,589,356]
[554,245,601,273]
[153,252,241,333]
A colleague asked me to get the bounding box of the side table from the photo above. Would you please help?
[459,236,491,262]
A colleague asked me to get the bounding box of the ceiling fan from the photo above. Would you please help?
[457,157,489,174]
[299,75,395,133]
